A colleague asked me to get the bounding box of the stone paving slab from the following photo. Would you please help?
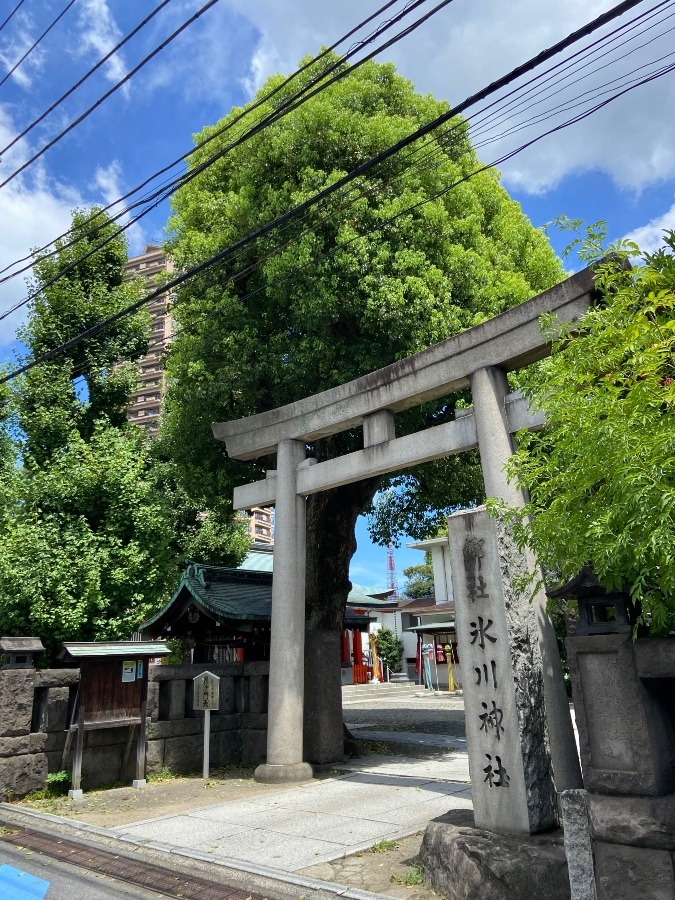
[113,762,473,872]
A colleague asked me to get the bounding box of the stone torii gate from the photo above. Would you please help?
[213,267,591,804]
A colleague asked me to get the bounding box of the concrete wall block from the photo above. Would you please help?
[0,670,35,737]
[162,735,203,774]
[27,732,47,754]
[146,739,165,773]
[42,687,69,732]
[234,676,249,713]
[45,750,66,775]
[248,676,268,714]
[1,752,48,798]
[212,730,241,767]
[210,713,241,733]
[241,730,267,766]
[150,663,243,682]
[31,731,67,754]
[0,735,30,758]
[594,841,675,900]
[34,669,79,688]
[148,718,202,740]
[167,679,186,720]
[84,727,135,749]
[121,742,142,783]
[243,661,270,677]
[147,681,160,722]
[589,792,675,851]
[240,713,267,731]
[81,746,124,790]
[218,677,235,714]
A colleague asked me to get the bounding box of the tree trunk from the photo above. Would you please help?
[303,476,380,765]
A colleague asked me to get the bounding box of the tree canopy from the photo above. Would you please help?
[0,209,248,661]
[504,229,675,635]
[402,553,435,599]
[163,54,564,633]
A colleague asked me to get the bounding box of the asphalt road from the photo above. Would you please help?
[0,843,162,899]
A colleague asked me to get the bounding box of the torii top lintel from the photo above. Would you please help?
[213,265,595,461]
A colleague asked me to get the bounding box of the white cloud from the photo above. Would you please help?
[77,0,129,98]
[0,28,46,90]
[218,0,675,195]
[623,201,675,254]
[90,159,145,255]
[0,110,142,347]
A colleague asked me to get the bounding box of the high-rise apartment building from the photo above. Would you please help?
[245,506,274,544]
[123,244,173,436]
[123,245,275,545]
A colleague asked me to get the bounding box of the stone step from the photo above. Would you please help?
[341,681,422,700]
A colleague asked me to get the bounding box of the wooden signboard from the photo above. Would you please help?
[61,641,169,798]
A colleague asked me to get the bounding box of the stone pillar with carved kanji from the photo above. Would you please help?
[447,506,557,835]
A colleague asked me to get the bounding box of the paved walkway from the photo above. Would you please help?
[110,740,471,872]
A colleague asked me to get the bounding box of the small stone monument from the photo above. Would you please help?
[446,506,557,835]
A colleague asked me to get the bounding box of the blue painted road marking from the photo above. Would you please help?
[0,864,50,899]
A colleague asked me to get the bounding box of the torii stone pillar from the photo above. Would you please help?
[254,439,313,783]
[470,366,582,795]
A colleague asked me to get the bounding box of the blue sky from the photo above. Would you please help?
[0,0,674,590]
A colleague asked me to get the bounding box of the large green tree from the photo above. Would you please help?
[163,55,564,758]
[0,209,247,661]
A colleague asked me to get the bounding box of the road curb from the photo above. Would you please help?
[0,804,397,900]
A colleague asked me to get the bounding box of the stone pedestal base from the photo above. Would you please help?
[254,762,313,784]
[68,789,83,801]
[132,779,146,789]
[420,810,570,900]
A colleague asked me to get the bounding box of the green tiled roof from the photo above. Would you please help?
[142,562,375,633]
[63,641,170,658]
[142,563,273,631]
[239,546,274,573]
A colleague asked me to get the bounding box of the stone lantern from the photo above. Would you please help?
[0,637,45,669]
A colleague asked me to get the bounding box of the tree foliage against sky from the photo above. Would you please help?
[402,553,435,599]
[0,209,248,661]
[163,55,564,631]
[504,229,675,635]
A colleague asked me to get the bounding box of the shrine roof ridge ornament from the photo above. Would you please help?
[213,266,596,461]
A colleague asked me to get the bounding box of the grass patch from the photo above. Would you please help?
[370,839,401,853]
[147,766,176,783]
[390,864,425,886]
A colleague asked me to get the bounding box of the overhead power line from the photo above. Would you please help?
[0,0,176,176]
[0,0,668,330]
[0,0,658,386]
[0,0,78,91]
[0,0,456,315]
[0,0,27,35]
[0,0,442,286]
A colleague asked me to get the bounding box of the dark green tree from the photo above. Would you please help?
[376,627,403,674]
[402,552,435,599]
[162,55,564,756]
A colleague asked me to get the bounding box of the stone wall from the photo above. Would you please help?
[0,661,269,797]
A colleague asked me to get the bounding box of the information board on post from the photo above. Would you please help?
[193,671,220,779]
